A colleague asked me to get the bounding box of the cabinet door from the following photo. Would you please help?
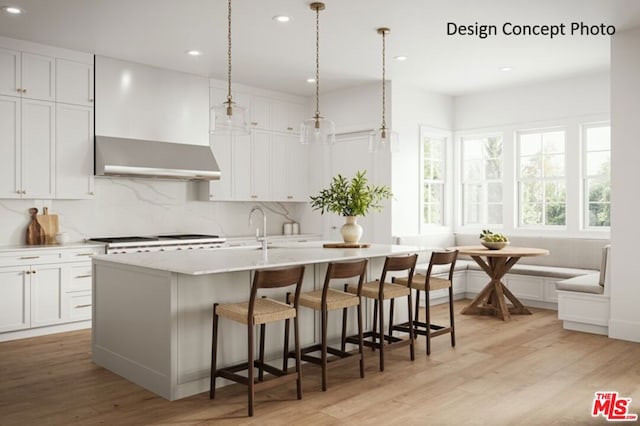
[207,134,233,200]
[287,135,310,201]
[0,95,21,198]
[21,53,55,101]
[251,95,271,130]
[252,131,271,200]
[0,47,21,97]
[21,99,55,199]
[270,135,289,201]
[56,104,94,199]
[30,265,64,327]
[56,59,94,106]
[289,103,305,135]
[0,266,30,333]
[233,133,252,200]
[272,100,290,133]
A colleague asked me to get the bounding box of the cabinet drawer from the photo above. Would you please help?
[67,291,92,321]
[61,247,104,261]
[69,264,92,292]
[0,252,62,267]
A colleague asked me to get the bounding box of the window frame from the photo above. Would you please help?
[581,122,611,230]
[419,127,450,231]
[516,127,568,228]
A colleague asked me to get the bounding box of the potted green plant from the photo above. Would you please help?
[310,170,392,243]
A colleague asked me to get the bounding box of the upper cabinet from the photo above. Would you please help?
[56,59,94,106]
[0,37,94,200]
[272,99,305,135]
[0,48,55,101]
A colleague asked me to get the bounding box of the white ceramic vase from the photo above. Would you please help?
[341,216,363,243]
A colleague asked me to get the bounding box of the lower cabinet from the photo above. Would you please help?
[0,246,102,339]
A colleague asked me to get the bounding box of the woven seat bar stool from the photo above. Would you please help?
[343,254,418,371]
[210,265,305,417]
[284,259,368,391]
[391,250,458,355]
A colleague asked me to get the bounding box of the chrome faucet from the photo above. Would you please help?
[249,206,268,251]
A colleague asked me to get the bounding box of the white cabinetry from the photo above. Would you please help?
[56,103,94,198]
[0,246,103,341]
[271,134,310,201]
[272,99,305,134]
[0,37,94,200]
[250,95,271,131]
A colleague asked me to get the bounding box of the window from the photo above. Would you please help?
[517,129,566,226]
[583,124,611,227]
[421,135,446,226]
[461,135,503,226]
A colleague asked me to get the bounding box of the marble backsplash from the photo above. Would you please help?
[0,177,320,246]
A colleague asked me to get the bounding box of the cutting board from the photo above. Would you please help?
[26,208,46,245]
[37,207,59,244]
[323,242,371,248]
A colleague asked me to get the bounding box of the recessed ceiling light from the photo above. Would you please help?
[186,50,202,56]
[2,6,24,14]
[393,55,408,61]
[273,15,291,23]
[306,78,316,83]
[499,66,513,72]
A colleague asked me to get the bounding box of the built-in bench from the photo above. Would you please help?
[394,233,610,335]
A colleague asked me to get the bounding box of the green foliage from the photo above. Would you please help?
[479,229,509,242]
[310,170,393,217]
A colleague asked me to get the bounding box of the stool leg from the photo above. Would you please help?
[378,297,385,371]
[321,308,328,391]
[341,284,348,352]
[426,289,431,356]
[388,298,395,337]
[248,322,255,417]
[210,304,219,400]
[357,302,365,378]
[259,323,266,382]
[415,289,420,325]
[371,299,378,351]
[283,292,291,372]
[449,286,456,348]
[294,314,303,400]
[407,292,415,361]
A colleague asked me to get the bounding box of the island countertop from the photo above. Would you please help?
[92,242,426,275]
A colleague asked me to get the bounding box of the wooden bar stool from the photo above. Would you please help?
[343,254,418,371]
[284,259,368,391]
[391,250,458,355]
[210,266,305,417]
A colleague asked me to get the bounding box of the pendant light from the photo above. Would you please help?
[369,27,398,153]
[211,0,249,135]
[301,2,335,145]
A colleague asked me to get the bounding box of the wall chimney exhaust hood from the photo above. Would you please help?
[95,136,221,180]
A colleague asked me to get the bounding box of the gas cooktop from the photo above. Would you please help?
[89,234,226,253]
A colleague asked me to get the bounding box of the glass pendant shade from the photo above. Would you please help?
[301,116,335,145]
[211,101,250,135]
[369,127,399,153]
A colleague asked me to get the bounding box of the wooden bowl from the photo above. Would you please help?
[481,241,510,250]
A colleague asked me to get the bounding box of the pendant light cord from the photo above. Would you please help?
[314,5,320,119]
[381,29,386,131]
[227,0,232,105]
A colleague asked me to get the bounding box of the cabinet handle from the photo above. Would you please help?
[25,270,31,275]
[21,256,40,260]
[22,88,27,94]
[89,99,94,103]
[75,253,95,257]
[75,274,93,279]
[16,190,21,194]
[287,195,293,199]
[32,270,37,274]
[74,304,92,309]
[251,122,258,126]
[251,195,258,199]
[89,191,95,195]
[287,127,293,131]
[22,190,26,194]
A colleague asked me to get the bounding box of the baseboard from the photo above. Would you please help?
[562,320,608,336]
[608,318,640,343]
[0,320,91,342]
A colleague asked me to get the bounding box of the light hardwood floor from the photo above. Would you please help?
[1,301,639,425]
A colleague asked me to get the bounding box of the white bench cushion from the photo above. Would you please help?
[556,273,604,294]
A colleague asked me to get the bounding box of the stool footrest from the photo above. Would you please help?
[345,331,406,350]
[392,320,452,337]
[288,345,359,367]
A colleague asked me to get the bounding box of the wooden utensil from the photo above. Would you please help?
[37,207,59,244]
[26,208,46,245]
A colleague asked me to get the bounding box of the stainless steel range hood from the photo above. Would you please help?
[95,136,221,181]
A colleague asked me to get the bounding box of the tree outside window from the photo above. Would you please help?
[422,136,445,226]
[518,130,566,227]
[583,124,611,227]
[461,135,503,226]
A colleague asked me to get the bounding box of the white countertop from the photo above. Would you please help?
[93,242,426,275]
[0,242,106,253]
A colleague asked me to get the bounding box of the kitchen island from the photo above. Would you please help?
[92,243,425,400]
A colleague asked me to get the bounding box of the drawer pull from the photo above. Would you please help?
[75,274,92,279]
[74,304,92,309]
[21,256,40,260]
[75,253,95,257]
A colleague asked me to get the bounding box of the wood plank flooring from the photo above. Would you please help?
[1,301,639,425]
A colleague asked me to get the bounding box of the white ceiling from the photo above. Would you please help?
[2,0,640,97]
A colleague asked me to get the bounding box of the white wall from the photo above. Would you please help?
[0,179,307,246]
[391,83,454,237]
[610,27,640,343]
